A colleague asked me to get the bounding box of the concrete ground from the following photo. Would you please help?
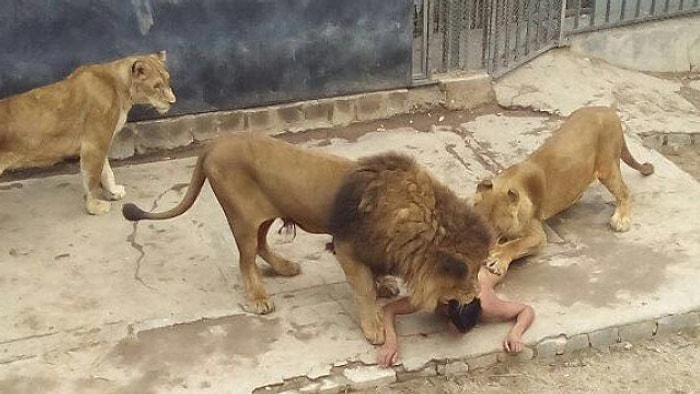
[2,49,700,393]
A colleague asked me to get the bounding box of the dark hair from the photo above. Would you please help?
[447,298,481,333]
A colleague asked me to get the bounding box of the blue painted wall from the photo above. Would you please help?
[0,0,413,120]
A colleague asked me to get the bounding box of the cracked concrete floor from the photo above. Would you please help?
[1,107,700,393]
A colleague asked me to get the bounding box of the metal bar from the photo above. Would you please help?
[621,0,627,19]
[551,0,560,42]
[590,0,597,26]
[605,0,612,22]
[440,0,449,72]
[560,0,569,41]
[514,0,522,60]
[564,7,700,33]
[492,0,501,72]
[680,0,685,10]
[463,0,472,68]
[412,1,426,80]
[574,0,581,28]
[664,0,670,12]
[423,0,430,79]
[503,0,511,66]
[524,0,532,55]
[651,0,657,15]
[635,0,642,17]
[482,0,491,69]
[543,0,550,42]
[695,0,699,9]
[447,0,459,70]
[535,0,542,49]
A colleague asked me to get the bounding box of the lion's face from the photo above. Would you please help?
[130,52,176,114]
[435,251,481,308]
[472,180,531,242]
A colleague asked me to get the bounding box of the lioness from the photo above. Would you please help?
[122,133,493,344]
[473,106,654,276]
[0,52,176,215]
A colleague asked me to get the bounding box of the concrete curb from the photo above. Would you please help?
[108,73,494,160]
[641,132,700,152]
[254,310,700,393]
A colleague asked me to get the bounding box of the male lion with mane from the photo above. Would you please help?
[122,133,493,344]
[330,153,494,344]
[0,52,176,215]
[473,106,654,276]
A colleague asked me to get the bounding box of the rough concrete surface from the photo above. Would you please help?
[494,47,700,137]
[2,103,700,393]
[3,46,700,393]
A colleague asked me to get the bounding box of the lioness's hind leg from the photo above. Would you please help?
[598,163,631,232]
[334,240,385,345]
[257,220,301,277]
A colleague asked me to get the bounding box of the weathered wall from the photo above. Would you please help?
[0,0,412,120]
[569,16,700,73]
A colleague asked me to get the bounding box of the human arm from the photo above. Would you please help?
[377,296,418,367]
[478,273,535,353]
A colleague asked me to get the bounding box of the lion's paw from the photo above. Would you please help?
[251,298,276,315]
[485,257,507,276]
[105,184,126,201]
[609,213,631,232]
[86,198,111,215]
[360,309,385,345]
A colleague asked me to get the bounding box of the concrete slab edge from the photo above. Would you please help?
[253,310,700,394]
[108,74,494,160]
[641,132,700,151]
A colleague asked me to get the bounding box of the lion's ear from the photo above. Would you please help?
[476,180,493,192]
[438,254,468,278]
[507,188,519,204]
[132,61,148,80]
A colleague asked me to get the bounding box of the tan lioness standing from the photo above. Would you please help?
[0,52,176,214]
[473,106,654,276]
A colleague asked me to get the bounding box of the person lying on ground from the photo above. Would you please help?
[377,267,535,367]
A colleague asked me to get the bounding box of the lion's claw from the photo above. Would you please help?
[252,298,275,315]
[485,257,506,276]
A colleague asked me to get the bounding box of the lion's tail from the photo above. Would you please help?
[122,153,208,221]
[620,137,654,176]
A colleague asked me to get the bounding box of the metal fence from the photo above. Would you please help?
[412,0,700,78]
[565,0,700,32]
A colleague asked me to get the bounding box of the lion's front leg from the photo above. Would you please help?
[80,143,111,215]
[101,157,126,201]
[485,222,547,276]
[334,240,385,345]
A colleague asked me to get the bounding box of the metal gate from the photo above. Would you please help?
[413,0,700,79]
[484,0,563,76]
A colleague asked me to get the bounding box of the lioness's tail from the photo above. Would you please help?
[621,138,654,176]
[122,153,208,221]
